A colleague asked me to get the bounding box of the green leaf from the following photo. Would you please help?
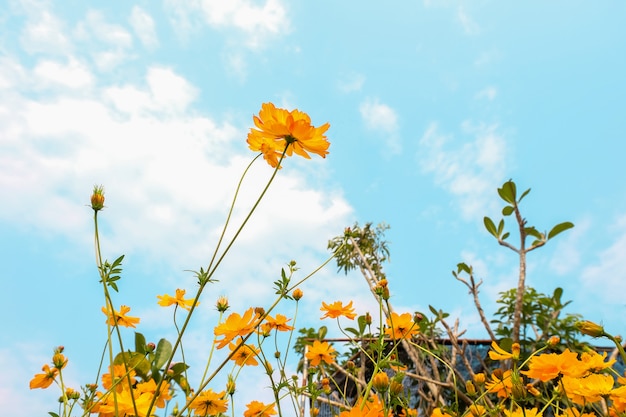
[154,338,173,369]
[518,188,531,203]
[456,262,471,274]
[524,227,543,240]
[497,219,505,236]
[135,332,147,355]
[344,327,360,337]
[502,205,514,216]
[113,351,150,378]
[428,305,438,316]
[317,326,327,340]
[483,216,498,238]
[49,413,60,417]
[497,180,517,204]
[548,222,574,240]
[501,232,510,240]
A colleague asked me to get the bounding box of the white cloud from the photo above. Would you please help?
[129,6,159,49]
[359,98,401,155]
[549,217,589,275]
[33,58,93,90]
[19,7,72,55]
[418,121,508,220]
[165,0,289,49]
[580,215,626,303]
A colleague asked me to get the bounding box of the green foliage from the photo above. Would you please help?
[491,287,586,353]
[98,254,124,292]
[328,222,390,279]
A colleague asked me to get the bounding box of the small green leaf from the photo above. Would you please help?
[502,205,514,216]
[135,332,147,354]
[154,338,173,369]
[457,262,471,274]
[113,352,150,377]
[484,216,498,237]
[497,219,505,236]
[501,232,510,240]
[524,227,543,240]
[497,180,517,204]
[428,305,438,316]
[317,326,327,340]
[518,188,531,203]
[548,222,574,240]
[49,413,60,417]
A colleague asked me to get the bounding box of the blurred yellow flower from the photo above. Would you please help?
[320,300,357,320]
[521,349,585,382]
[29,364,58,389]
[263,314,295,332]
[504,407,542,417]
[305,340,336,367]
[244,400,277,417]
[157,288,199,311]
[101,305,140,328]
[488,341,520,361]
[247,102,330,168]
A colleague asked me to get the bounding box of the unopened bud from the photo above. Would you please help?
[576,320,605,338]
[216,296,229,312]
[372,372,389,393]
[292,288,303,301]
[90,185,105,211]
[390,380,404,396]
[254,307,265,317]
[473,373,485,385]
[226,376,236,396]
[364,312,372,325]
[146,342,156,352]
[547,335,560,347]
[465,380,476,396]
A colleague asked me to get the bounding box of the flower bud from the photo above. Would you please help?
[90,185,105,211]
[254,307,265,317]
[364,312,372,325]
[52,353,68,370]
[292,288,303,301]
[547,335,560,347]
[473,373,485,385]
[146,342,156,352]
[226,376,236,396]
[511,343,520,360]
[310,407,320,417]
[216,296,229,312]
[465,380,476,396]
[372,372,389,393]
[576,320,605,338]
[526,383,541,397]
[390,380,404,396]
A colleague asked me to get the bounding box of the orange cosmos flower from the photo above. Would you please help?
[157,288,199,311]
[562,373,615,405]
[305,340,336,367]
[29,364,58,389]
[214,308,260,349]
[247,102,330,168]
[384,312,419,340]
[189,389,228,416]
[101,305,140,328]
[320,301,357,320]
[102,364,136,393]
[263,314,295,332]
[244,400,277,417]
[521,349,586,382]
[229,340,260,366]
[579,350,616,373]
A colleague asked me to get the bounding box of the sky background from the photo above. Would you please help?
[1,1,626,416]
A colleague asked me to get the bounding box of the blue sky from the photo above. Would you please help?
[1,1,626,415]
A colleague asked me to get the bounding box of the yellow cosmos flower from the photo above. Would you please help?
[229,340,260,366]
[485,369,513,398]
[320,300,357,320]
[189,389,228,416]
[101,305,140,328]
[102,364,136,392]
[305,340,336,367]
[214,308,260,349]
[488,341,520,361]
[263,314,295,332]
[247,102,330,168]
[29,364,58,389]
[579,350,616,373]
[157,288,199,311]
[504,407,542,417]
[135,379,172,408]
[431,407,455,417]
[244,400,278,417]
[384,312,419,340]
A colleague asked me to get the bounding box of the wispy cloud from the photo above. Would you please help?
[165,0,289,49]
[417,121,508,220]
[475,86,497,101]
[457,6,480,35]
[338,72,366,93]
[359,97,401,155]
[129,6,159,50]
